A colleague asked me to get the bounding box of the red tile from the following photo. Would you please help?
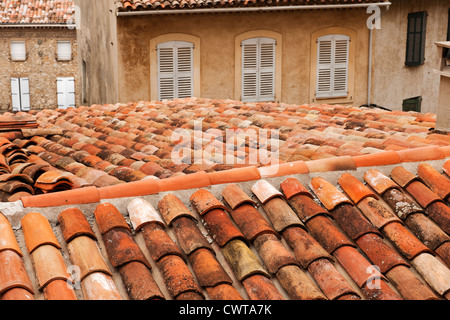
[156,254,204,299]
[310,177,353,211]
[331,204,381,240]
[287,193,330,222]
[205,283,244,300]
[363,169,400,196]
[126,198,165,232]
[382,222,433,260]
[386,265,439,300]
[94,203,131,235]
[242,274,284,300]
[276,265,327,300]
[221,183,257,210]
[435,242,450,268]
[118,261,165,300]
[404,213,450,251]
[251,180,284,204]
[229,203,277,241]
[307,258,361,300]
[208,166,261,185]
[397,146,444,163]
[0,250,34,296]
[203,209,246,247]
[361,278,402,300]
[382,188,424,220]
[338,173,378,204]
[31,245,70,289]
[353,151,401,167]
[81,272,122,300]
[1,287,34,300]
[102,228,151,269]
[189,188,228,216]
[262,197,305,233]
[0,213,22,257]
[417,162,450,201]
[426,201,450,235]
[356,197,402,229]
[281,226,332,269]
[280,177,313,200]
[158,193,197,226]
[42,279,78,300]
[254,233,299,274]
[333,245,385,289]
[189,248,233,287]
[355,233,409,273]
[157,171,211,192]
[305,215,355,254]
[171,216,213,256]
[21,212,60,254]
[306,156,356,173]
[410,253,450,296]
[404,181,443,209]
[390,166,420,188]
[21,186,101,208]
[58,208,97,244]
[140,222,184,262]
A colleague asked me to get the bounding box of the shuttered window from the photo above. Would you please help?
[406,11,427,66]
[11,78,30,111]
[157,41,194,101]
[57,41,72,61]
[316,34,350,99]
[11,41,26,61]
[241,37,276,102]
[57,77,76,109]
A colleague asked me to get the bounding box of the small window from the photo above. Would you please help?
[403,96,422,112]
[57,41,72,61]
[11,78,31,111]
[11,41,26,61]
[316,34,350,99]
[406,11,428,66]
[57,77,76,109]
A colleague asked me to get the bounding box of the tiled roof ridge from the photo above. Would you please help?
[119,0,389,12]
[19,146,450,208]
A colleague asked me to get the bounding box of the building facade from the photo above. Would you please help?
[76,0,450,114]
[0,0,79,112]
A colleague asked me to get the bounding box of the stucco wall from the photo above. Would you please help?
[74,0,119,106]
[0,28,79,111]
[116,9,372,107]
[372,0,448,113]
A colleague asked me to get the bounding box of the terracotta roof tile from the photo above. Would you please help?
[202,209,246,247]
[58,208,97,243]
[158,193,197,226]
[126,198,165,231]
[276,265,327,300]
[411,253,450,296]
[241,274,284,300]
[426,202,450,235]
[94,203,132,235]
[0,213,22,256]
[189,188,228,216]
[229,203,277,241]
[21,212,60,253]
[0,250,34,297]
[80,272,122,300]
[310,177,353,211]
[417,162,450,201]
[171,216,213,256]
[221,183,257,210]
[189,248,233,288]
[1,287,35,300]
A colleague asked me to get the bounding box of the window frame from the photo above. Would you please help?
[405,11,428,67]
[56,40,73,61]
[310,27,356,104]
[10,40,26,61]
[150,34,201,101]
[235,30,282,103]
[56,77,76,109]
[11,77,31,111]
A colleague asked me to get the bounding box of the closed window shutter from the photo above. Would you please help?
[57,41,72,61]
[19,78,31,111]
[57,77,76,109]
[11,41,26,61]
[316,35,349,98]
[11,78,21,111]
[157,41,193,100]
[406,12,427,66]
[241,37,276,102]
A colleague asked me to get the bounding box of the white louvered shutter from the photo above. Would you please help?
[57,77,76,109]
[316,35,349,98]
[11,78,21,111]
[19,78,30,111]
[241,37,276,102]
[11,41,26,61]
[157,41,193,100]
[57,41,72,60]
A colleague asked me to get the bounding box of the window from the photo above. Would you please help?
[11,41,26,61]
[241,37,276,102]
[11,78,30,111]
[403,96,422,112]
[406,11,428,66]
[157,41,194,100]
[57,77,76,109]
[316,34,350,99]
[57,41,72,61]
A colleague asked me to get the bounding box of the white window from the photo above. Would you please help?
[57,41,72,61]
[241,37,276,103]
[11,78,31,111]
[157,41,194,100]
[316,34,350,99]
[57,77,76,109]
[11,41,26,61]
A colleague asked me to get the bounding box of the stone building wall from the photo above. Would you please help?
[0,28,79,112]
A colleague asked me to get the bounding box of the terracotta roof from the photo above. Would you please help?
[118,0,390,12]
[0,98,449,301]
[1,159,449,301]
[0,0,75,25]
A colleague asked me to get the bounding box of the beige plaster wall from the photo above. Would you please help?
[116,9,372,106]
[0,28,79,111]
[372,0,449,113]
[74,0,119,106]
